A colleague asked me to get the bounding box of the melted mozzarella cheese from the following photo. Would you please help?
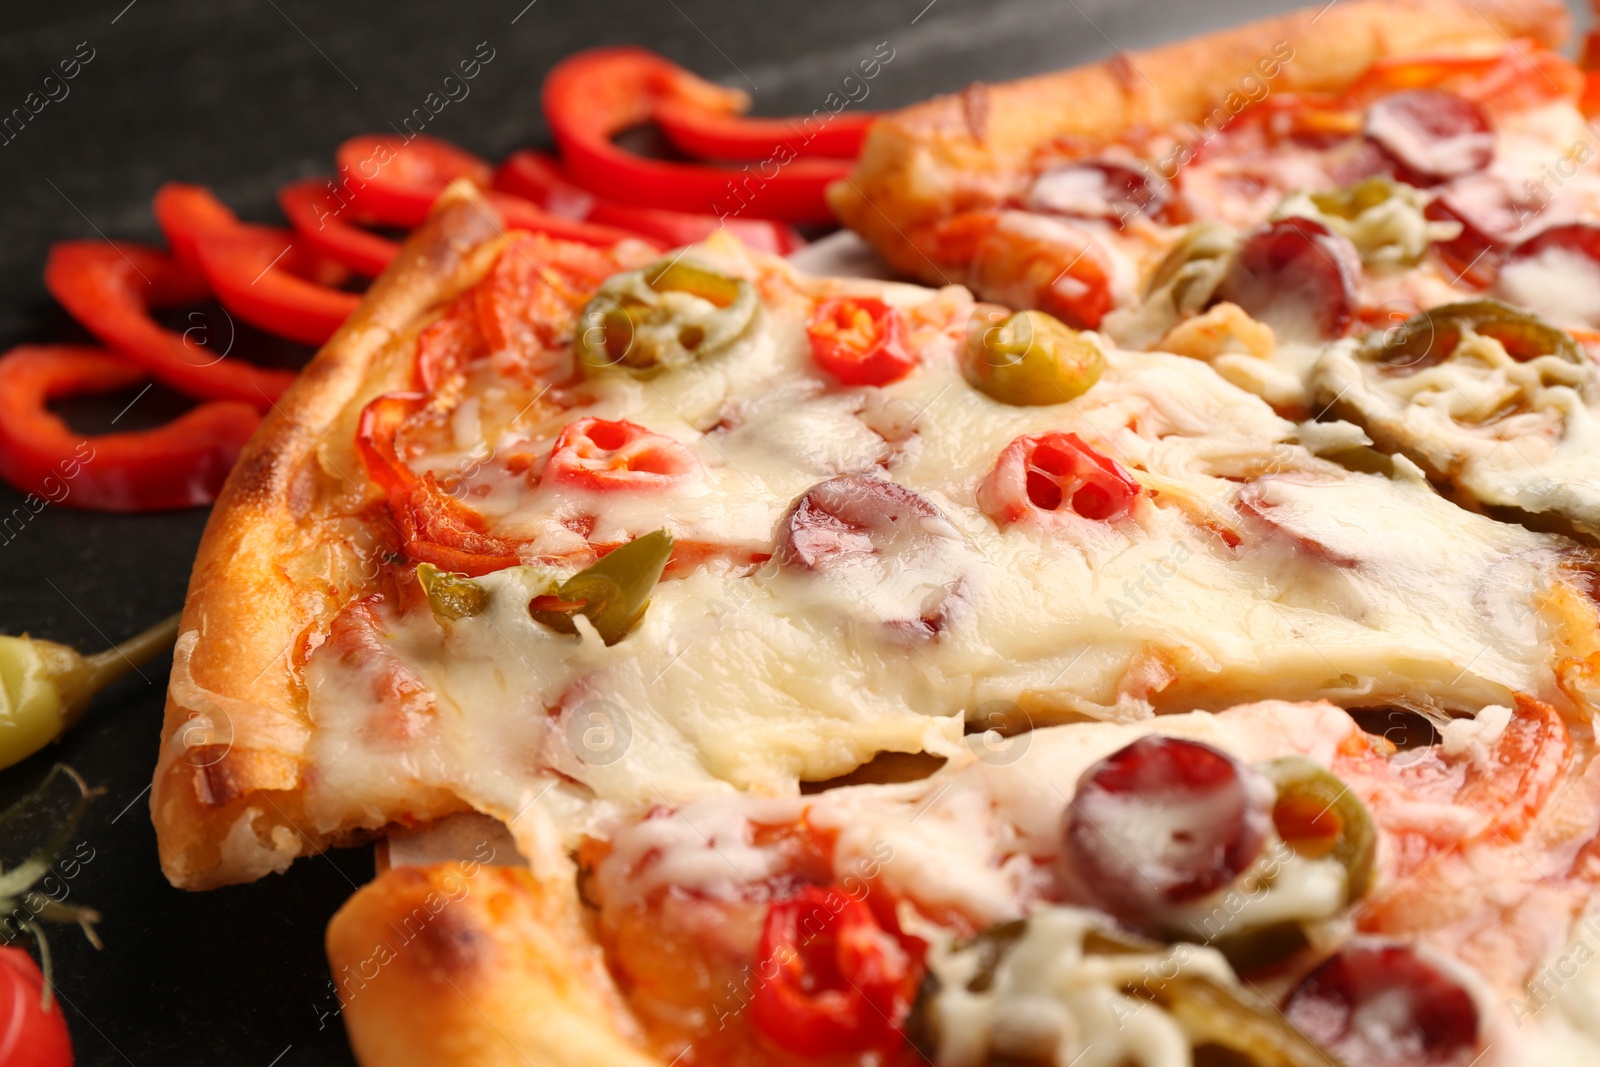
[1315,331,1600,540]
[299,247,1596,863]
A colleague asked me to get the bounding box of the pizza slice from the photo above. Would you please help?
[327,695,1600,1066]
[152,187,1600,892]
[832,0,1600,543]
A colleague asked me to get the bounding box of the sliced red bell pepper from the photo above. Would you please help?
[0,344,260,511]
[154,182,360,346]
[652,94,873,162]
[492,150,803,255]
[334,134,653,248]
[278,178,400,277]
[543,48,852,223]
[43,241,295,407]
[355,390,523,575]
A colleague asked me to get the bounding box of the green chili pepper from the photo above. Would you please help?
[1,765,104,994]
[962,309,1105,406]
[529,529,674,645]
[576,258,759,377]
[1363,298,1580,375]
[1260,756,1377,902]
[0,613,179,771]
[1152,974,1338,1067]
[1145,221,1238,314]
[417,564,490,622]
[1309,175,1403,221]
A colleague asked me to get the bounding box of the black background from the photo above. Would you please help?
[0,1,1589,1063]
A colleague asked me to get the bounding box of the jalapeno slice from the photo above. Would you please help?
[1147,221,1238,313]
[1363,298,1580,375]
[1308,175,1401,221]
[962,308,1105,406]
[417,563,490,622]
[1260,756,1377,902]
[576,258,759,376]
[529,529,674,645]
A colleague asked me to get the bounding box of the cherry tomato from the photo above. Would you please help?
[750,885,919,1058]
[978,431,1141,527]
[1063,735,1271,927]
[0,947,72,1067]
[1283,943,1479,1066]
[540,418,700,492]
[805,296,916,386]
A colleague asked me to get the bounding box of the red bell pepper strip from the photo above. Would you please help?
[334,134,653,248]
[653,94,873,162]
[43,241,295,407]
[492,150,803,255]
[278,178,400,277]
[0,345,260,511]
[355,391,523,575]
[154,183,360,346]
[543,48,852,223]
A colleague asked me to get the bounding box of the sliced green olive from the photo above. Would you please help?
[962,308,1105,406]
[417,563,490,622]
[1308,175,1402,221]
[1146,221,1238,313]
[1362,298,1581,376]
[1260,756,1376,902]
[529,529,674,645]
[576,258,759,377]
[1150,975,1337,1067]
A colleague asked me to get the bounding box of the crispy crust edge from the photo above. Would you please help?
[326,862,660,1067]
[150,188,507,890]
[830,0,1572,283]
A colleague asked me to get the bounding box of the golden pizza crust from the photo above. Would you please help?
[830,0,1571,284]
[151,186,507,890]
[327,861,660,1067]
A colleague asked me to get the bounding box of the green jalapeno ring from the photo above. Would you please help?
[961,308,1106,406]
[576,259,759,378]
[1259,755,1376,903]
[1361,298,1581,376]
[1308,175,1403,222]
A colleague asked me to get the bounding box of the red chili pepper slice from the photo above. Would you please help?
[43,241,294,407]
[750,885,920,1057]
[806,296,916,386]
[334,134,652,248]
[978,431,1142,527]
[541,417,700,491]
[278,177,400,277]
[543,47,851,223]
[415,300,488,392]
[492,150,803,255]
[355,391,522,575]
[154,182,360,346]
[652,93,873,162]
[0,344,259,511]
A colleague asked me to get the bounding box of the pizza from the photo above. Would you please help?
[145,1,1600,1065]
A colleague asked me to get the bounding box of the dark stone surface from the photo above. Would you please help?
[0,1,1587,1063]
